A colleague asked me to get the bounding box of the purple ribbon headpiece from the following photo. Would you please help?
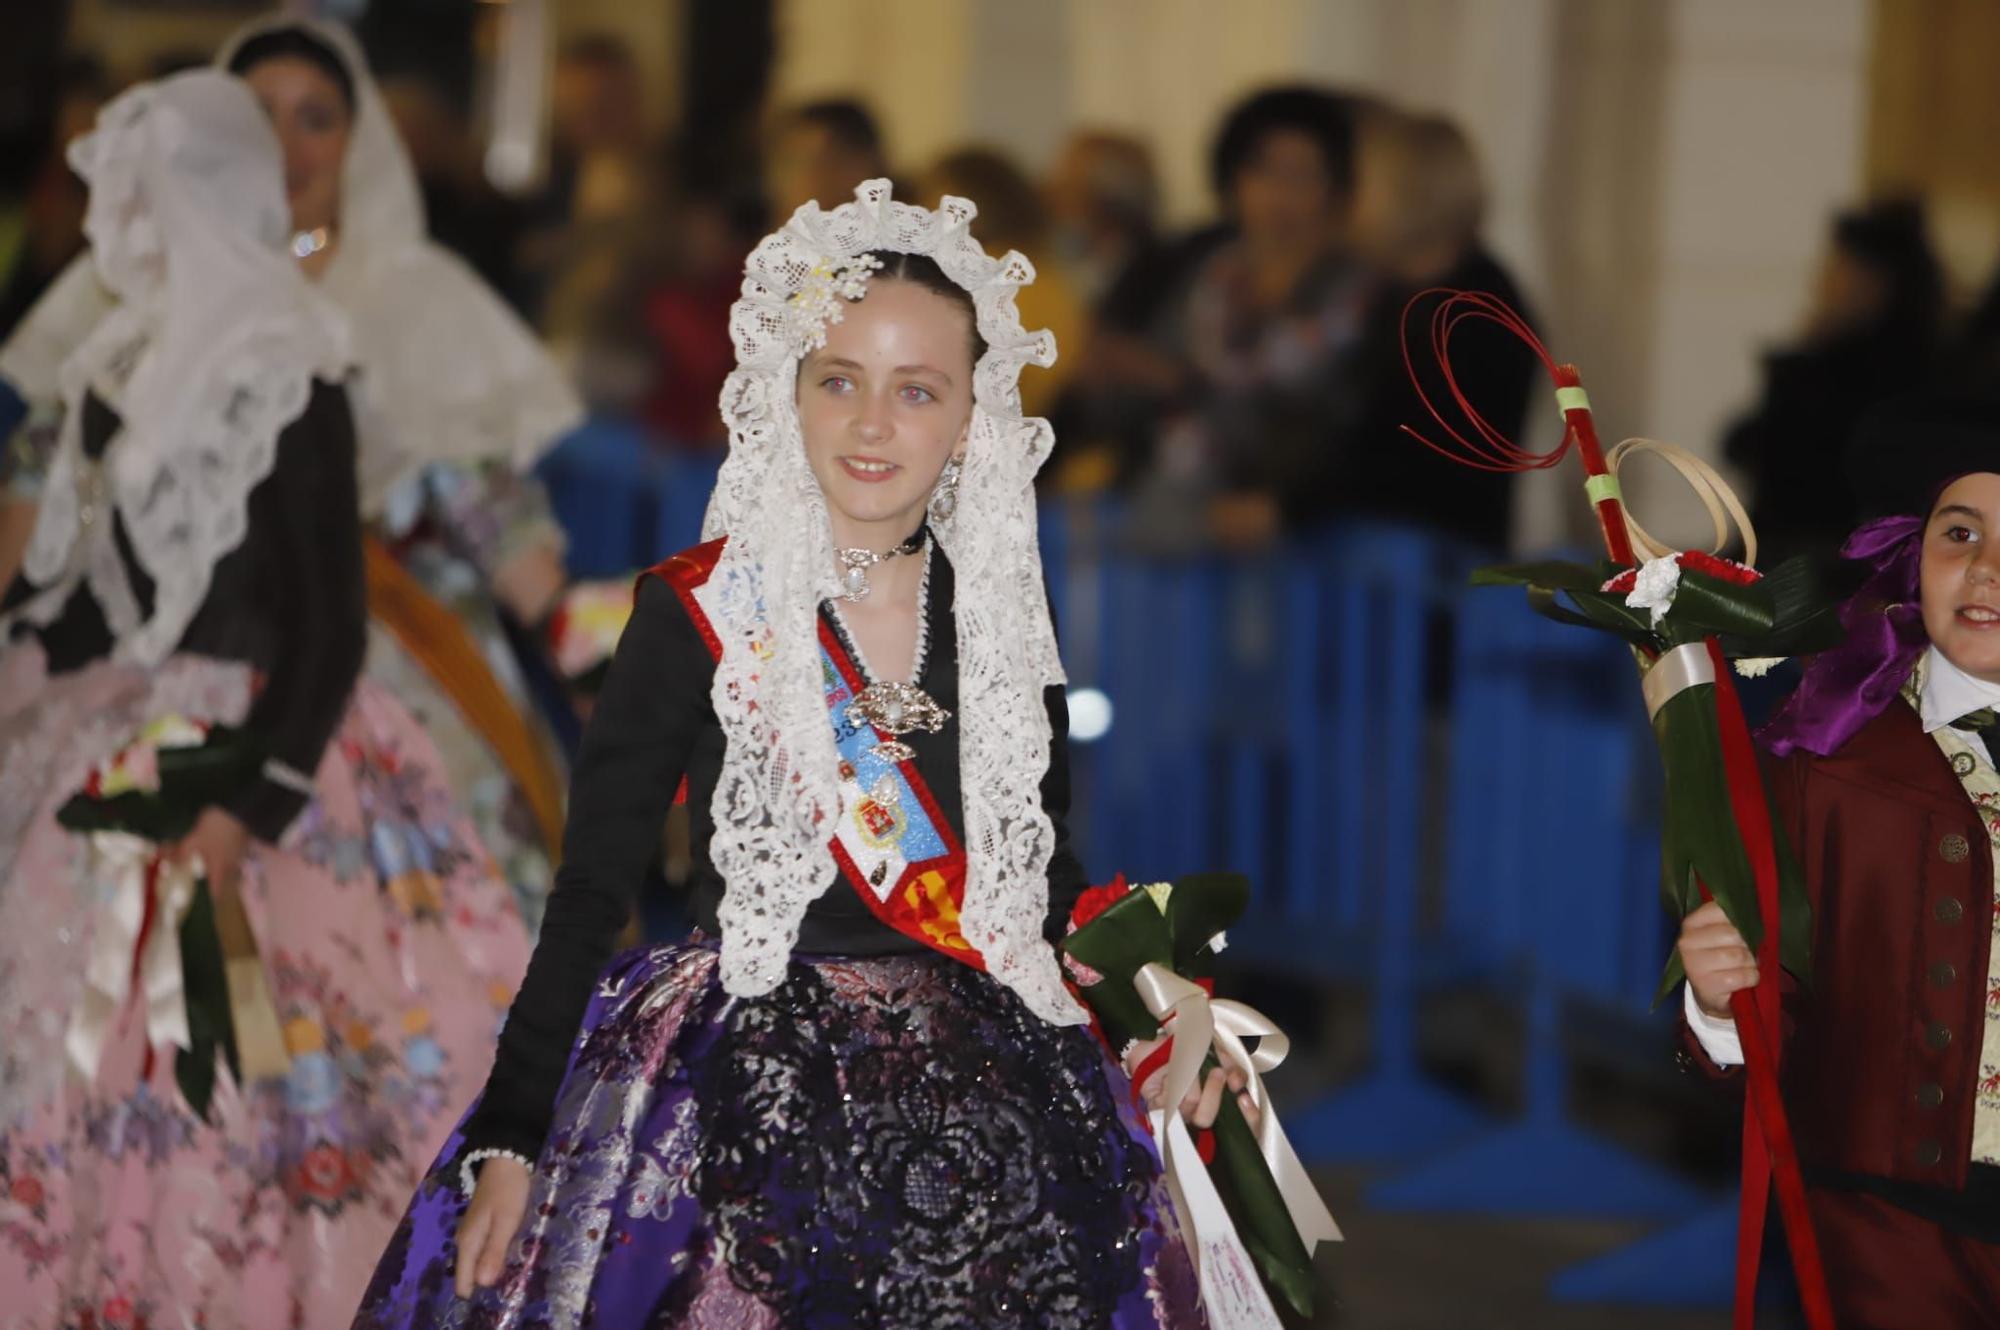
[1757,514,1927,757]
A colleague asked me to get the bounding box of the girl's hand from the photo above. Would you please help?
[1677,899,1757,1020]
[1123,1034,1261,1133]
[166,807,250,897]
[454,1155,531,1299]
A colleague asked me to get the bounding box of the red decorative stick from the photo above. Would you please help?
[1402,289,1834,1330]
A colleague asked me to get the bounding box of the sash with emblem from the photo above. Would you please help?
[649,540,982,970]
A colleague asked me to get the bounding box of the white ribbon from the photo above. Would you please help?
[67,832,197,1083]
[1642,641,1717,721]
[1134,963,1343,1326]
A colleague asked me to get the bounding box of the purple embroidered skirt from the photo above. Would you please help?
[353,941,1207,1329]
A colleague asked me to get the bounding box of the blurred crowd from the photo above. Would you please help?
[18,27,1998,564]
[1,31,1544,557]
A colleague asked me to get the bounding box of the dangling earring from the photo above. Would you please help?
[929,456,963,524]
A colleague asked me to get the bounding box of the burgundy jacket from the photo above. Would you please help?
[1682,700,1997,1191]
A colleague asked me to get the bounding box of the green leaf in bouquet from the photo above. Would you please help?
[1649,686,1814,1006]
[1533,586,1659,644]
[1655,569,1775,641]
[174,879,241,1121]
[1061,889,1174,1048]
[1471,559,1612,593]
[1716,554,1864,660]
[55,727,267,844]
[1209,1093,1317,1316]
[1162,872,1250,975]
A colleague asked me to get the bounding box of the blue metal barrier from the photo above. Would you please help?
[653,450,725,559]
[536,418,661,577]
[1369,584,1704,1216]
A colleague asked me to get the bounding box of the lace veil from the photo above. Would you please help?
[5,71,350,667]
[214,17,581,513]
[705,181,1084,1026]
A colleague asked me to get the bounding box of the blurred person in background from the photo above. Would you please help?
[1044,129,1161,308]
[514,34,651,325]
[0,19,587,932]
[219,17,584,931]
[1091,85,1371,551]
[922,145,1084,418]
[1934,242,2000,395]
[0,56,110,339]
[1722,198,1944,562]
[1337,108,1532,550]
[766,97,891,216]
[378,71,532,312]
[639,139,764,451]
[0,71,529,1330]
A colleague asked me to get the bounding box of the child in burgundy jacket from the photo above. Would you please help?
[1679,397,2000,1327]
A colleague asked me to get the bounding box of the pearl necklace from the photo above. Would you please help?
[290,227,330,260]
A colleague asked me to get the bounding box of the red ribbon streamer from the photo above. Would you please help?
[1705,641,1836,1330]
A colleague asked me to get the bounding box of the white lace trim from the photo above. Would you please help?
[701,180,1083,1026]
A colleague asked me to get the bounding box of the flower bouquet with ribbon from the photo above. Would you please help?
[1062,872,1341,1328]
[56,715,290,1119]
[1399,289,1844,1330]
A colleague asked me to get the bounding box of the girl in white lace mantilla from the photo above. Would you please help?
[0,72,530,1330]
[0,19,586,929]
[354,182,1209,1330]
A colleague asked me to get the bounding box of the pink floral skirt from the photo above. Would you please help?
[0,648,530,1330]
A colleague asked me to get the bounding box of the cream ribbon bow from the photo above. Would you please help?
[1133,962,1343,1328]
[66,832,198,1083]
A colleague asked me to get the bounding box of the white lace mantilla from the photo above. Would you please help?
[3,72,349,667]
[702,180,1083,1026]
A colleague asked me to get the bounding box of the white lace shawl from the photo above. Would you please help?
[215,17,582,514]
[704,180,1085,1026]
[5,72,350,668]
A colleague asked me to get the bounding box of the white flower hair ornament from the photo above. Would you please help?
[696,179,1084,1028]
[781,252,886,354]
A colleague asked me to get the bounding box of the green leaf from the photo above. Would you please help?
[1522,587,1658,649]
[1211,1090,1317,1315]
[1471,560,1608,592]
[1163,872,1250,973]
[1061,890,1171,1047]
[1657,569,1775,639]
[174,880,240,1122]
[1717,554,1863,658]
[1649,686,1814,1001]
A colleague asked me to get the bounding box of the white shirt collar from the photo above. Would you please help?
[1918,645,2000,733]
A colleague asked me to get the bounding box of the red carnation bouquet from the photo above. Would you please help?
[1062,873,1339,1325]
